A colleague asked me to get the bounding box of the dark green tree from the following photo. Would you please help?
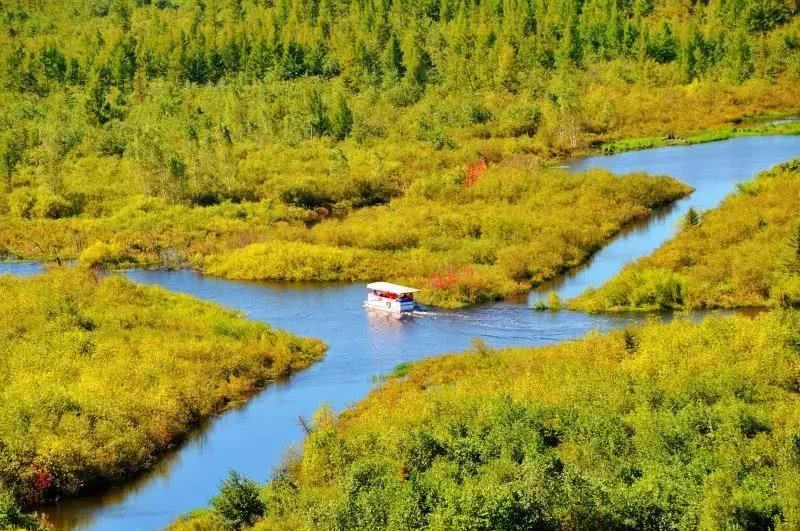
[331,92,354,140]
[111,37,138,91]
[648,21,678,63]
[309,90,330,137]
[211,471,266,530]
[683,207,700,228]
[383,33,405,82]
[85,66,114,125]
[0,487,41,530]
[40,45,66,83]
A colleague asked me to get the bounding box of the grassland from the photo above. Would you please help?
[570,159,800,312]
[0,268,325,507]
[174,310,800,530]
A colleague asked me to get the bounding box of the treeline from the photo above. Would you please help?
[571,158,800,311]
[3,0,799,96]
[0,0,798,210]
[173,310,800,530]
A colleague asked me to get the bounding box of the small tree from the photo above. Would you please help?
[211,471,266,530]
[85,66,113,125]
[0,129,25,191]
[382,33,405,82]
[308,90,330,138]
[683,207,700,228]
[0,487,40,530]
[785,225,800,274]
[330,93,354,141]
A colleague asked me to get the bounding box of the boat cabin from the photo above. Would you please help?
[364,282,419,314]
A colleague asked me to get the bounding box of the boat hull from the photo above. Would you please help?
[363,299,416,314]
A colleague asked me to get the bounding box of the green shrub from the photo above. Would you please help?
[211,471,266,530]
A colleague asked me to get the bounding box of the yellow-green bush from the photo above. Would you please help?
[0,268,326,506]
[571,160,800,311]
[191,310,800,530]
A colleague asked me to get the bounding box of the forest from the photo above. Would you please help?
[172,310,800,530]
[571,158,800,311]
[1,0,800,305]
[0,268,325,510]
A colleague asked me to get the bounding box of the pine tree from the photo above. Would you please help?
[557,16,583,68]
[111,37,138,91]
[729,30,754,83]
[683,207,700,228]
[383,33,405,82]
[86,66,113,125]
[330,93,354,141]
[309,90,330,137]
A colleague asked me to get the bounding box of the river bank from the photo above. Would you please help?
[0,134,787,529]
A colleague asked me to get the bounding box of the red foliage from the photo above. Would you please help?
[428,266,475,290]
[429,268,458,290]
[34,469,53,493]
[463,158,488,188]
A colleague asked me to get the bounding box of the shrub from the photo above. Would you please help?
[211,471,266,530]
[0,487,42,530]
[7,188,36,219]
[497,104,542,137]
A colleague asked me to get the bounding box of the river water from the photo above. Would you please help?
[2,135,798,529]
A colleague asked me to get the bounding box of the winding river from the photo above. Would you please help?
[3,135,800,530]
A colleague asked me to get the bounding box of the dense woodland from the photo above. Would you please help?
[571,159,800,311]
[0,268,325,510]
[1,0,799,305]
[173,311,800,530]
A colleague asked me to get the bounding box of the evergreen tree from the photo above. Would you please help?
[683,207,700,228]
[280,41,306,80]
[0,129,26,191]
[648,21,678,63]
[331,92,354,140]
[86,66,114,125]
[309,90,330,137]
[557,16,583,67]
[383,33,405,82]
[729,31,754,83]
[404,39,431,86]
[111,37,138,91]
[211,471,266,530]
[40,45,66,83]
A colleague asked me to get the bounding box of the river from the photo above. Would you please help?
[2,134,799,529]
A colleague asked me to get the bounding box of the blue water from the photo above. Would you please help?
[19,135,800,530]
[0,261,44,277]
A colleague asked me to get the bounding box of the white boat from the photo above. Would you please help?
[364,282,419,315]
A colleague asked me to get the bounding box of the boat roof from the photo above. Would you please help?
[367,281,420,294]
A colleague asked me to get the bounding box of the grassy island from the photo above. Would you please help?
[571,160,800,312]
[0,268,325,507]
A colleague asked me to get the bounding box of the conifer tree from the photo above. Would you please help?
[331,93,354,141]
[86,66,113,125]
[309,90,330,137]
[383,33,405,82]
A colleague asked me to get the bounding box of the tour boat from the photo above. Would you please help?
[364,282,419,315]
